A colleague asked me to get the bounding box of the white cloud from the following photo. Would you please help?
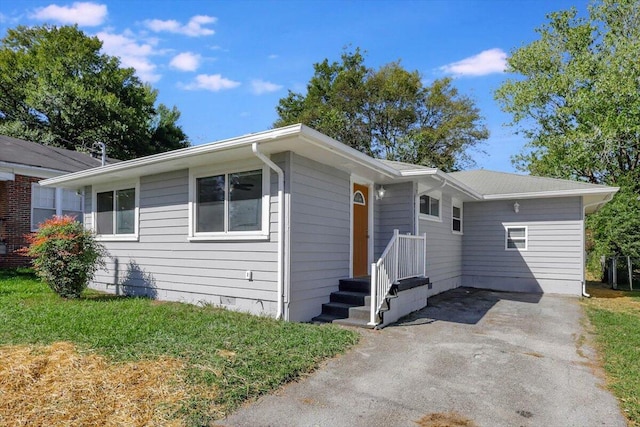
[268,54,278,60]
[144,15,216,37]
[251,79,283,95]
[170,52,201,72]
[181,74,240,91]
[440,48,507,77]
[31,2,107,26]
[96,31,160,82]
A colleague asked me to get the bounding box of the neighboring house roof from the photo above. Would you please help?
[40,124,618,212]
[0,134,108,177]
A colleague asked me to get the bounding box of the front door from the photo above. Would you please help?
[352,183,369,277]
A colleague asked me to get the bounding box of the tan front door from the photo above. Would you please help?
[352,183,369,277]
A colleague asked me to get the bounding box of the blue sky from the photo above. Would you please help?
[1,0,584,171]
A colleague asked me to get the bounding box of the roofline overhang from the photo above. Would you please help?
[481,187,620,200]
[41,125,307,187]
[41,124,402,188]
[399,168,483,200]
[0,160,70,179]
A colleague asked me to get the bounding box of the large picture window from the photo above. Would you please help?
[194,168,264,235]
[31,184,83,230]
[96,187,136,236]
[419,194,440,219]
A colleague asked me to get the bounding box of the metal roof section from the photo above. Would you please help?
[0,134,106,174]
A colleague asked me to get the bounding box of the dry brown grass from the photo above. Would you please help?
[414,411,477,427]
[0,342,190,427]
[586,282,640,315]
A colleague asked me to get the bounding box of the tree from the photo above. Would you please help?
[0,25,189,160]
[495,0,640,260]
[495,0,639,184]
[274,48,488,171]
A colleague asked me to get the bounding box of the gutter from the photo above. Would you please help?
[580,192,617,297]
[252,143,285,320]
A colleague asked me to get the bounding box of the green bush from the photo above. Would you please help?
[23,216,106,298]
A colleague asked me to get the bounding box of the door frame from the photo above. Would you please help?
[349,175,375,278]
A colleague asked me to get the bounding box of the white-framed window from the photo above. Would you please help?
[505,226,528,250]
[353,190,365,205]
[189,164,270,241]
[92,181,139,240]
[419,193,441,221]
[31,184,84,231]
[452,201,463,234]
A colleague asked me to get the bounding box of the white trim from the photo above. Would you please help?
[353,190,366,205]
[188,162,270,240]
[483,188,619,200]
[0,161,70,179]
[92,179,140,241]
[504,225,528,251]
[418,190,442,222]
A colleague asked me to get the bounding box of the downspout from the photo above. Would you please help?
[252,143,285,320]
[581,193,615,297]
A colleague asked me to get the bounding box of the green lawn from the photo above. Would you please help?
[0,269,359,425]
[584,283,640,427]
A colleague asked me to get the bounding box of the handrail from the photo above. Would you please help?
[369,229,426,326]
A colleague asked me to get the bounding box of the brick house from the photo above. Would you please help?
[0,135,107,267]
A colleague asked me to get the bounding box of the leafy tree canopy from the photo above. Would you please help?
[0,25,189,160]
[495,0,640,258]
[274,48,489,171]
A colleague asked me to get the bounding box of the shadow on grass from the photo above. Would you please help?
[0,268,37,280]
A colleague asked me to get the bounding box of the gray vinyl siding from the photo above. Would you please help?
[288,153,351,322]
[418,192,463,296]
[462,197,584,295]
[87,155,288,316]
[374,182,415,258]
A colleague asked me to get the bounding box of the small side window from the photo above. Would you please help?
[506,226,527,250]
[419,195,440,219]
[353,190,365,205]
[452,204,462,233]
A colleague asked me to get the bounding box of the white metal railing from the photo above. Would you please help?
[369,229,427,326]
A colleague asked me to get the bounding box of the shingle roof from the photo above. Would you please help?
[449,169,611,196]
[0,134,106,173]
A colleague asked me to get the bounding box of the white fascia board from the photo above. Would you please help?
[298,125,399,178]
[40,124,306,187]
[481,187,619,200]
[0,161,66,179]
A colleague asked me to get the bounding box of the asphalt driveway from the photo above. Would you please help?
[220,288,626,427]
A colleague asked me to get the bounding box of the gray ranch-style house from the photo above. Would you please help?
[41,125,618,327]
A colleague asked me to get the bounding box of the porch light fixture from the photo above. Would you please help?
[513,201,520,213]
[376,185,386,200]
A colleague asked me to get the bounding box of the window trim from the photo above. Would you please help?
[353,190,366,205]
[505,225,528,251]
[418,191,442,222]
[452,199,463,234]
[188,163,270,241]
[92,180,140,241]
[31,184,84,231]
